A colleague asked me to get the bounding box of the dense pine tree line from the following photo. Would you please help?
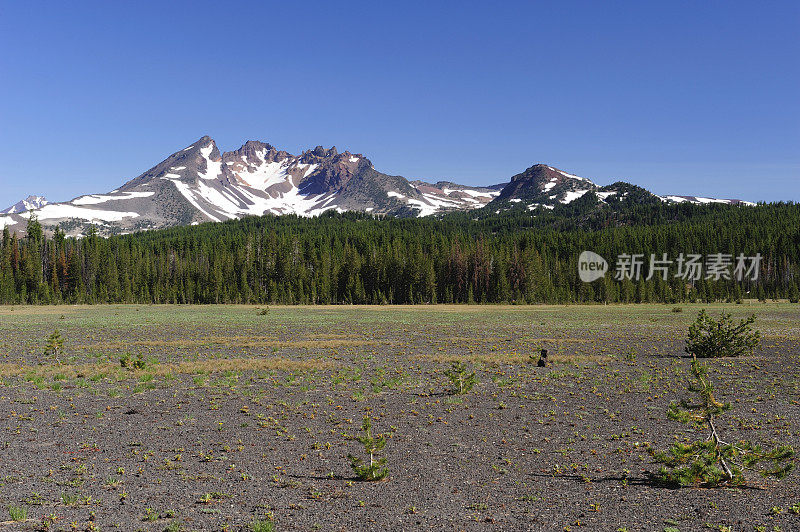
[1,202,798,305]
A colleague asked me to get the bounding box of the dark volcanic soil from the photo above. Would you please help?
[0,304,798,531]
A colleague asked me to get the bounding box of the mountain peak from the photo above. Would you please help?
[509,164,559,182]
[1,195,49,215]
[168,136,216,157]
[241,140,274,151]
[495,164,594,204]
[0,137,755,237]
[308,146,338,158]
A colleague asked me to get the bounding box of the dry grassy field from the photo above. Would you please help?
[0,303,798,531]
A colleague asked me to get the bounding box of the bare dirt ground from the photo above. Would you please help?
[0,303,798,531]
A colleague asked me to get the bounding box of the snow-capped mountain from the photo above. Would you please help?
[1,195,49,215]
[0,137,753,236]
[490,164,754,211]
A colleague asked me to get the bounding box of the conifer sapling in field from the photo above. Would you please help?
[347,416,388,481]
[44,329,64,364]
[685,309,760,358]
[650,355,794,486]
[444,360,477,395]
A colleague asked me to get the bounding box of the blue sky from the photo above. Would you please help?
[1,0,797,207]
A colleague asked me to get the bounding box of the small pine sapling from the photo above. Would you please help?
[685,309,760,358]
[347,416,388,481]
[650,355,794,486]
[445,360,477,394]
[44,330,64,364]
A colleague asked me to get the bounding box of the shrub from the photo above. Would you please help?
[347,416,388,481]
[120,353,147,370]
[650,356,794,486]
[444,361,477,394]
[685,310,759,358]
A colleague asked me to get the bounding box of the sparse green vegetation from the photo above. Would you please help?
[249,519,275,532]
[7,505,27,521]
[0,303,796,529]
[120,352,148,370]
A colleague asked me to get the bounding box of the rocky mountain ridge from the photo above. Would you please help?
[0,136,753,236]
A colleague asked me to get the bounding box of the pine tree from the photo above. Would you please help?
[685,310,760,358]
[789,282,800,303]
[650,355,794,486]
[0,202,798,304]
[347,416,388,481]
[444,361,478,395]
[44,329,65,365]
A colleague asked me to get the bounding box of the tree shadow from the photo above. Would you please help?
[528,471,764,490]
[287,473,357,482]
[413,391,451,398]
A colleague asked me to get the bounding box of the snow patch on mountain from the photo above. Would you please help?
[596,191,617,200]
[252,187,338,217]
[167,179,221,222]
[662,195,688,203]
[553,168,590,181]
[238,160,291,189]
[198,144,223,180]
[404,198,437,216]
[561,189,590,203]
[72,191,155,205]
[440,187,499,200]
[301,164,318,178]
[420,192,463,207]
[660,195,755,206]
[20,204,140,223]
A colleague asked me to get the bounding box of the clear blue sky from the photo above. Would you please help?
[1,0,798,207]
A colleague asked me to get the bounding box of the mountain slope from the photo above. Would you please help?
[0,137,754,236]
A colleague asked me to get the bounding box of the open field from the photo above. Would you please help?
[0,303,798,531]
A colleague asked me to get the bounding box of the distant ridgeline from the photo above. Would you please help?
[1,201,799,304]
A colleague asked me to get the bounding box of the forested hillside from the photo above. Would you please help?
[2,202,798,304]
